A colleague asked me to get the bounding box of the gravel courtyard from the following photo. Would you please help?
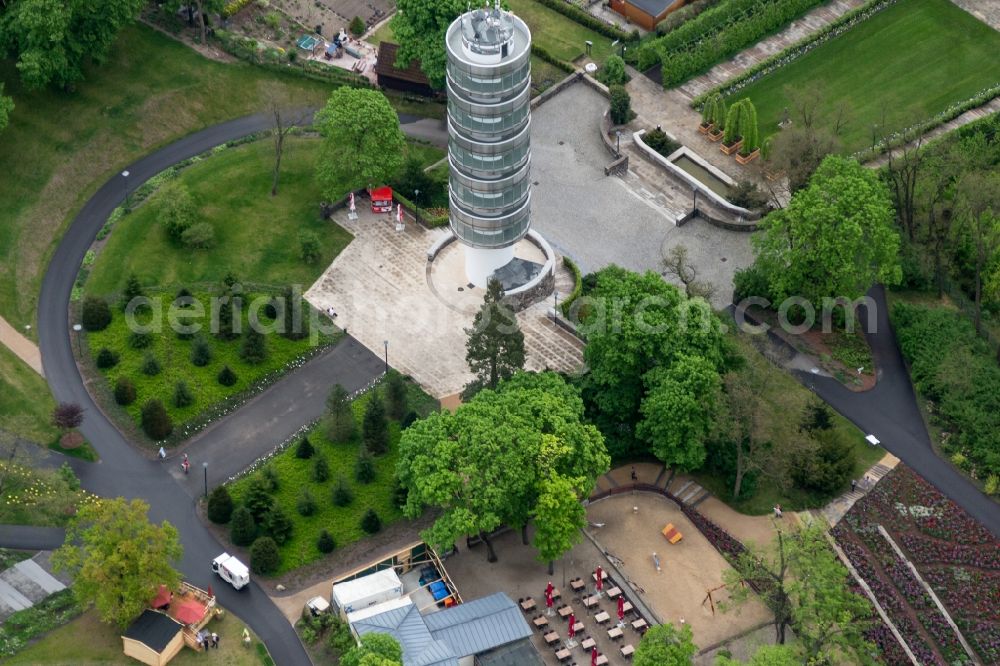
[529,82,753,309]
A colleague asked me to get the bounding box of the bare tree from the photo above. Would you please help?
[263,85,307,197]
[662,245,716,301]
[884,134,924,241]
[718,369,770,499]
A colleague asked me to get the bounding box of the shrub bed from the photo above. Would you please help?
[832,465,1000,663]
[225,380,437,574]
[0,589,83,658]
[892,302,1000,480]
[84,289,338,444]
[636,0,824,86]
[559,256,582,319]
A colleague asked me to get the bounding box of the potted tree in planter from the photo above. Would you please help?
[735,99,760,164]
[699,93,719,134]
[720,99,745,155]
[707,97,726,142]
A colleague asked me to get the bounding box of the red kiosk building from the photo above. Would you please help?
[370,186,393,213]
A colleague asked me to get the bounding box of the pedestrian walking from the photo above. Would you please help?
[202,635,210,651]
[182,452,190,475]
[630,466,638,482]
[851,479,857,492]
[773,504,783,519]
[158,446,166,460]
[212,632,219,649]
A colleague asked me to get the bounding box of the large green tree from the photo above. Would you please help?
[315,88,406,196]
[715,645,799,666]
[633,622,698,666]
[389,0,465,89]
[397,372,608,563]
[532,470,586,574]
[0,0,145,90]
[341,633,403,666]
[752,155,901,306]
[724,525,873,662]
[52,498,183,629]
[463,278,525,398]
[579,265,730,459]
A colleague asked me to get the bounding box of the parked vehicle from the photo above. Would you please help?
[212,553,250,590]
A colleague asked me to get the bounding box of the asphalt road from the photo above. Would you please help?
[29,111,446,665]
[793,285,1000,537]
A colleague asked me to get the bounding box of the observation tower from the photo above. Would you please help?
[445,2,533,288]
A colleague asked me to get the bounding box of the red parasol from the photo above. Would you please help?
[545,581,554,596]
[591,647,599,666]
[545,587,553,609]
[150,584,171,609]
[595,566,604,592]
[207,584,214,599]
[617,595,625,621]
[567,613,576,640]
[175,599,207,625]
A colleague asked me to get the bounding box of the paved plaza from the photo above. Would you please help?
[304,210,582,399]
[529,83,754,309]
[442,492,772,664]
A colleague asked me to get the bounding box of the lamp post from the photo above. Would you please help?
[121,170,131,212]
[692,186,699,214]
[553,291,559,323]
[383,339,389,374]
[621,44,626,58]
[615,130,621,157]
[202,462,209,499]
[72,323,82,356]
[414,189,420,226]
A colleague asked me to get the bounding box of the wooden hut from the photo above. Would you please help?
[122,610,184,666]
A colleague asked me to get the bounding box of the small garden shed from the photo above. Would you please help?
[122,609,185,666]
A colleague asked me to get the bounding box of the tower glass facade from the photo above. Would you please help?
[445,6,532,286]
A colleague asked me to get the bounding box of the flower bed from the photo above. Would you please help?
[833,465,1000,664]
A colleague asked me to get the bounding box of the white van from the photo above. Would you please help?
[212,553,250,590]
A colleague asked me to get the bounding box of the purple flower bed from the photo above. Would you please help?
[834,466,1000,664]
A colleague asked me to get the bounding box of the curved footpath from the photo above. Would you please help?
[28,111,446,666]
[792,285,1000,537]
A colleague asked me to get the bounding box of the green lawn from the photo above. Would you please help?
[227,379,437,574]
[5,604,271,666]
[508,0,616,64]
[0,345,57,444]
[85,137,354,296]
[84,292,338,442]
[727,0,1000,153]
[0,25,340,337]
[692,331,884,515]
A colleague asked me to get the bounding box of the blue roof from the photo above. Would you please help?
[424,593,532,658]
[352,603,457,666]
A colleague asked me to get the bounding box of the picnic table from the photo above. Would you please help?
[558,605,573,618]
[533,616,549,628]
[631,618,648,632]
[570,578,586,592]
[595,656,609,665]
[555,647,572,661]
[583,596,599,608]
[544,631,560,645]
[608,626,624,640]
[595,611,610,624]
[621,601,634,614]
[621,644,635,657]
[520,598,536,611]
[606,586,622,599]
[572,621,584,634]
[581,637,596,650]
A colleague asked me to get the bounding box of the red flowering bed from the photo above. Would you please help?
[832,465,1000,664]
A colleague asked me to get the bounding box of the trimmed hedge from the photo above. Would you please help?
[636,0,825,86]
[692,0,899,107]
[393,191,449,228]
[531,0,636,42]
[559,256,582,318]
[531,44,575,75]
[893,302,1000,478]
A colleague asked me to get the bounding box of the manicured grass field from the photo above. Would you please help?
[84,292,338,440]
[507,0,616,64]
[0,345,57,444]
[726,0,1000,153]
[693,331,883,515]
[5,604,271,666]
[85,137,355,296]
[227,381,437,574]
[0,25,338,336]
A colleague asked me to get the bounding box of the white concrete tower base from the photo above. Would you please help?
[464,245,515,288]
